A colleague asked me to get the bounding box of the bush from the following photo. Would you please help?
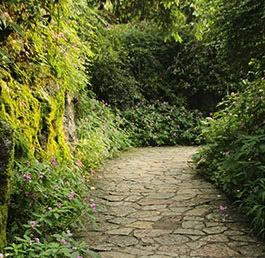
[74,96,132,169]
[5,159,99,257]
[194,77,265,237]
[122,100,203,146]
[89,19,248,113]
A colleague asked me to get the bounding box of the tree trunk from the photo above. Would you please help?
[0,117,14,252]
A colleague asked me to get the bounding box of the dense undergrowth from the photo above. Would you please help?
[122,100,203,146]
[193,77,265,238]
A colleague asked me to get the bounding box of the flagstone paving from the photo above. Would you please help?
[77,147,265,258]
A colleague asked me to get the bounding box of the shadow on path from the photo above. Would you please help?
[76,147,265,258]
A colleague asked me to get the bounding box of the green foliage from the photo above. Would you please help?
[208,0,265,74]
[90,19,245,112]
[0,116,14,253]
[74,95,132,169]
[122,100,203,146]
[194,77,265,237]
[89,20,186,110]
[91,0,216,41]
[0,0,91,160]
[4,158,99,257]
[170,38,244,111]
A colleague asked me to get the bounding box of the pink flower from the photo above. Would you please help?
[25,191,29,197]
[220,205,227,211]
[54,185,59,191]
[40,172,45,178]
[30,221,35,227]
[48,207,52,211]
[57,202,62,208]
[66,230,72,236]
[61,239,67,245]
[69,191,75,201]
[225,152,230,156]
[35,238,40,243]
[23,172,31,181]
[51,158,56,167]
[91,203,96,210]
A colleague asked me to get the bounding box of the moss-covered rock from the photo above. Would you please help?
[0,116,14,252]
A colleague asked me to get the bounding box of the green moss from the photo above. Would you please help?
[0,116,14,252]
[0,70,70,162]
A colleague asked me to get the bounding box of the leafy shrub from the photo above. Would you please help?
[89,20,180,110]
[170,39,246,111]
[74,96,132,169]
[122,100,203,146]
[89,19,248,113]
[194,77,265,237]
[5,159,99,257]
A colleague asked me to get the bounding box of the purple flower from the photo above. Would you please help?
[30,221,36,227]
[66,230,72,236]
[23,172,31,181]
[225,152,230,156]
[25,191,29,197]
[91,203,96,210]
[61,239,67,245]
[39,172,45,178]
[51,158,56,167]
[69,191,75,201]
[220,205,227,211]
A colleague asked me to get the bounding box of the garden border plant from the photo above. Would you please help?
[193,77,265,238]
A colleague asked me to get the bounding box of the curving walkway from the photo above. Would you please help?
[77,147,265,258]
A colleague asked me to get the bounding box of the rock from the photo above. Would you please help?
[0,117,14,252]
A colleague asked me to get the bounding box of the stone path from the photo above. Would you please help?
[77,147,265,258]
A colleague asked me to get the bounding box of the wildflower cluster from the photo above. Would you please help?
[122,100,204,146]
[4,158,99,257]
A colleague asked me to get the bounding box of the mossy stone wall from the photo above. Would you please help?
[0,117,14,252]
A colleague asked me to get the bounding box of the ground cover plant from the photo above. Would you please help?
[5,159,98,258]
[122,100,203,147]
[193,77,265,238]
